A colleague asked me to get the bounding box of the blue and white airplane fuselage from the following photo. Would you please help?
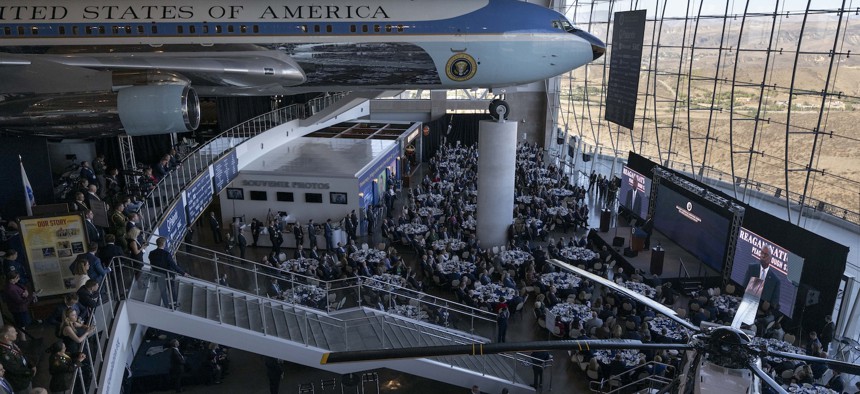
[0,0,604,135]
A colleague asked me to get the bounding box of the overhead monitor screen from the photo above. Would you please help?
[729,228,804,318]
[652,184,731,272]
[620,165,651,219]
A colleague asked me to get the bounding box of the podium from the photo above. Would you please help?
[599,209,611,232]
[631,228,647,252]
[650,247,665,275]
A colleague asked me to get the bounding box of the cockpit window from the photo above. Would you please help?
[553,20,577,32]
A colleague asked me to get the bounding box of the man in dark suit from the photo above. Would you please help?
[324,219,334,252]
[307,220,316,249]
[149,237,189,307]
[744,245,781,312]
[77,279,100,321]
[294,220,305,248]
[209,212,222,244]
[640,214,654,249]
[99,234,124,269]
[168,339,186,392]
[624,175,644,215]
[84,209,103,247]
[530,351,551,389]
[236,229,247,259]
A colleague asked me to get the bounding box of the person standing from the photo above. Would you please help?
[293,220,305,249]
[2,250,30,288]
[184,225,195,254]
[2,273,34,328]
[168,339,186,393]
[149,237,189,307]
[0,325,36,394]
[236,228,247,260]
[530,351,551,390]
[208,212,222,244]
[821,315,835,353]
[324,219,334,252]
[269,221,283,255]
[79,161,97,192]
[250,219,261,247]
[349,210,359,239]
[306,220,316,250]
[48,339,85,393]
[497,304,510,343]
[264,357,283,394]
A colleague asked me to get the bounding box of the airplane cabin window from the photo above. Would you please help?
[326,25,332,33]
[299,25,307,33]
[362,25,368,33]
[125,26,131,34]
[3,27,11,35]
[228,25,234,33]
[397,25,404,32]
[314,25,320,33]
[31,27,38,35]
[73,26,80,35]
[85,26,92,35]
[151,25,157,34]
[253,25,259,33]
[189,25,196,34]
[240,25,247,33]
[350,25,356,33]
[386,25,392,32]
[215,25,222,33]
[202,25,209,34]
[112,26,119,34]
[374,25,380,32]
[58,26,66,35]
[98,26,105,34]
[177,25,183,34]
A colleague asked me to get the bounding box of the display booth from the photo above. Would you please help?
[218,134,404,249]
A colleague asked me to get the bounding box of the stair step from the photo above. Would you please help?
[191,285,206,317]
[261,302,278,337]
[235,297,251,330]
[269,303,290,340]
[306,317,329,349]
[246,298,263,333]
[282,306,305,342]
[143,275,164,305]
[177,283,192,314]
[219,291,236,325]
[206,287,218,321]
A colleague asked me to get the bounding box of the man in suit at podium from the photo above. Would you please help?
[625,175,644,215]
[744,245,781,311]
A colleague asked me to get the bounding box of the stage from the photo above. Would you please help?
[591,225,721,280]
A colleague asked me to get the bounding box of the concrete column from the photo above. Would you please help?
[476,120,517,247]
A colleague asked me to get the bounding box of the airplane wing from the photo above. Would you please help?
[1,51,306,96]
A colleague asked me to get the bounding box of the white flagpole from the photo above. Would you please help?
[20,155,36,216]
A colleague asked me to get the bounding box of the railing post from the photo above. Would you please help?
[216,288,224,324]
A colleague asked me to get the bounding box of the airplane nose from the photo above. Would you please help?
[572,30,606,61]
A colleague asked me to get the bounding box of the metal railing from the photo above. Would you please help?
[134,92,347,237]
[587,360,675,393]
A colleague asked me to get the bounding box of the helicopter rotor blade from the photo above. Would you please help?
[767,350,860,376]
[321,340,694,365]
[748,360,789,394]
[549,259,700,332]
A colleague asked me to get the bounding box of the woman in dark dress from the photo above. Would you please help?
[47,341,85,394]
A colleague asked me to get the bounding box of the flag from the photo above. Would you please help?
[20,156,35,216]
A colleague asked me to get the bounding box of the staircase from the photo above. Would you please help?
[124,274,533,393]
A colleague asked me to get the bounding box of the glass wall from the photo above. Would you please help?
[559,0,860,225]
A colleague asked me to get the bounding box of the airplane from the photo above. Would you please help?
[0,0,605,137]
[320,259,860,394]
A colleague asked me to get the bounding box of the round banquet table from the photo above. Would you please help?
[558,246,598,265]
[648,316,691,343]
[397,223,429,236]
[349,249,387,265]
[417,207,443,218]
[432,239,466,252]
[470,283,518,306]
[549,188,575,197]
[282,284,327,309]
[498,250,534,268]
[438,260,477,278]
[279,258,319,275]
[540,272,581,291]
[751,337,806,364]
[623,281,657,299]
[550,302,591,324]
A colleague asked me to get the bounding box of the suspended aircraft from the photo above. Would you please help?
[321,259,860,394]
[0,0,605,137]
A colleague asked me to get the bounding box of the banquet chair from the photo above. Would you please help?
[780,369,794,381]
[513,295,528,320]
[551,325,564,339]
[361,243,369,251]
[725,283,736,295]
[572,353,588,371]
[674,307,687,319]
[492,246,500,255]
[586,369,600,381]
[783,333,796,346]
